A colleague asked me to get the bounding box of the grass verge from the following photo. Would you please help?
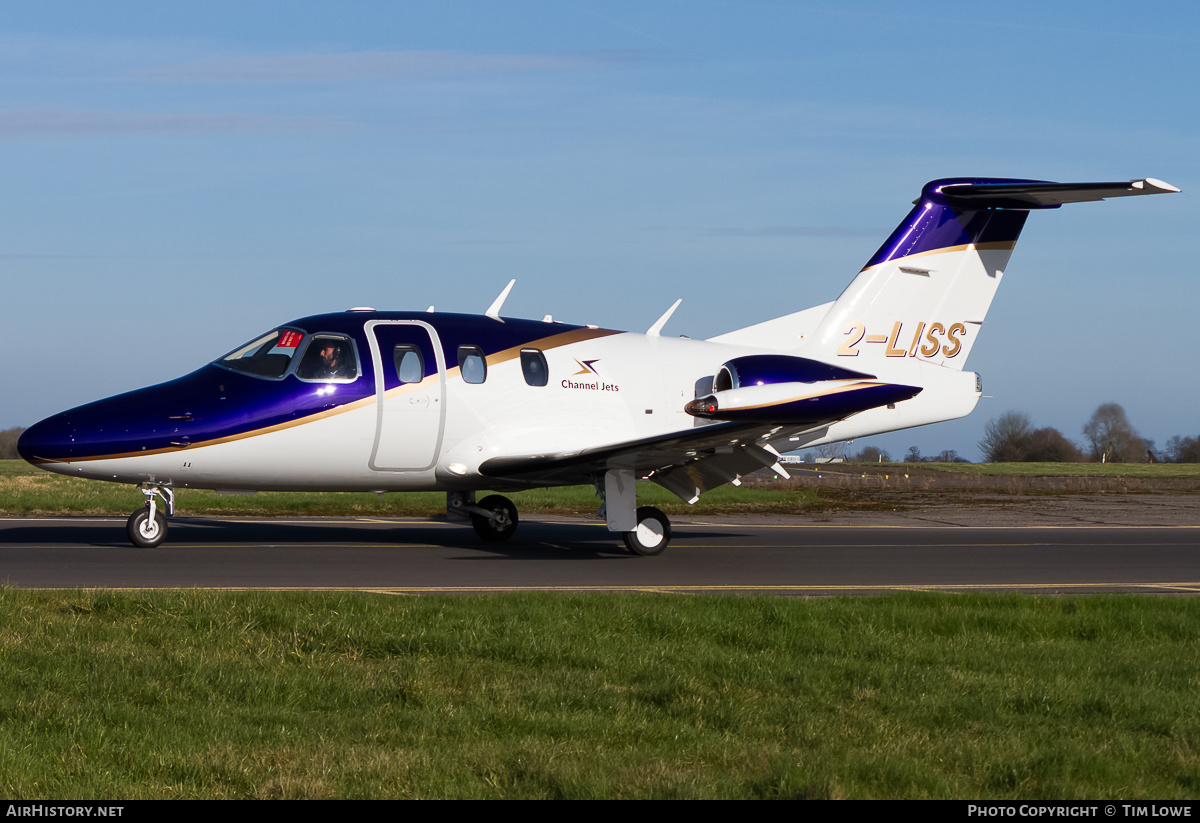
[1,460,1196,518]
[1,589,1198,799]
[0,461,819,517]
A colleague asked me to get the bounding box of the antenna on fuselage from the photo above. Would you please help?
[486,279,516,321]
[646,298,682,337]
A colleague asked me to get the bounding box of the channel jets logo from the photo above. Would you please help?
[562,359,619,393]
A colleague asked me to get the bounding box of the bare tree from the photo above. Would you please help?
[978,411,1032,462]
[1082,403,1146,463]
[850,445,891,463]
[1165,435,1200,463]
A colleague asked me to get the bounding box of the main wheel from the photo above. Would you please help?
[471,494,519,542]
[127,507,167,548]
[622,506,671,556]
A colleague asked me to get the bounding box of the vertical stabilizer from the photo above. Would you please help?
[799,177,1178,371]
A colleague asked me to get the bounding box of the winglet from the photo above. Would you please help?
[1140,178,1182,194]
[486,279,516,321]
[646,299,683,337]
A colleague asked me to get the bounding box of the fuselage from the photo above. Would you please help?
[18,310,761,492]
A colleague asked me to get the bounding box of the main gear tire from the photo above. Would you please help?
[471,495,519,542]
[622,506,671,556]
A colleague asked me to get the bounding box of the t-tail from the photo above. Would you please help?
[804,177,1180,370]
[713,177,1179,366]
[707,176,1179,442]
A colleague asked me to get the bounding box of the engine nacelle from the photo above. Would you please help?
[711,354,873,392]
[687,354,920,425]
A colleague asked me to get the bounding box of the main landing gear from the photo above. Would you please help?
[449,479,674,556]
[598,469,673,556]
[447,491,520,542]
[126,485,174,548]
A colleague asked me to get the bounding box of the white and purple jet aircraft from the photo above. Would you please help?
[18,177,1179,553]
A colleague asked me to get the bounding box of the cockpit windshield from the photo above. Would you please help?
[216,328,304,379]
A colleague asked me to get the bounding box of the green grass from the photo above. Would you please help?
[0,461,817,517]
[1,589,1198,799]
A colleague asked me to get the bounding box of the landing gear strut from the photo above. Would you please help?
[126,485,174,548]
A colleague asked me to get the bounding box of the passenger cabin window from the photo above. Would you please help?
[217,328,304,379]
[296,335,358,381]
[520,349,549,387]
[458,346,487,384]
[394,345,425,384]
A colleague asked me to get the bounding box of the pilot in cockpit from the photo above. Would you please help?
[298,338,354,380]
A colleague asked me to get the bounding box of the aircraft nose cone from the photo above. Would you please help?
[17,413,78,465]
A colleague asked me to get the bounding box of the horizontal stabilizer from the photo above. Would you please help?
[934,178,1180,210]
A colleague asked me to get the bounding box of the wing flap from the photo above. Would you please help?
[478,419,836,502]
[649,441,789,503]
[478,420,763,484]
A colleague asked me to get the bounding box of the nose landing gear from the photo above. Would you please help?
[126,485,174,548]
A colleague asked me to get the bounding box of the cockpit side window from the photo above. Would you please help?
[458,346,487,384]
[217,328,304,379]
[297,334,359,382]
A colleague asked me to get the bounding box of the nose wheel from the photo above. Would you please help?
[126,485,174,548]
[127,507,168,548]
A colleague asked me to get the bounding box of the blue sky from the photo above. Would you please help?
[3,1,1196,460]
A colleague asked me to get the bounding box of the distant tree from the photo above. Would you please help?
[0,428,24,460]
[1082,403,1146,463]
[1165,435,1200,463]
[850,446,891,463]
[904,446,922,463]
[978,411,1033,462]
[813,442,845,461]
[931,449,971,464]
[1022,427,1083,462]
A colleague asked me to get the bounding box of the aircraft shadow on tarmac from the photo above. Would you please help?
[0,517,744,559]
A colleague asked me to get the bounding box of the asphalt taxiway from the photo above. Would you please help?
[2,513,1198,595]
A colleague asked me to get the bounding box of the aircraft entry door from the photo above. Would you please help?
[366,320,446,472]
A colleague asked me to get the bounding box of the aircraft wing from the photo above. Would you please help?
[480,371,923,502]
[478,420,813,503]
